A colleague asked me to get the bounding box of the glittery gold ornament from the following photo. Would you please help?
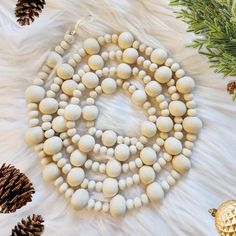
[209,200,236,236]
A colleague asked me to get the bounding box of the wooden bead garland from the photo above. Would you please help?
[25,22,202,217]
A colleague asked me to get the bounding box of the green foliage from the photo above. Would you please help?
[170,0,236,76]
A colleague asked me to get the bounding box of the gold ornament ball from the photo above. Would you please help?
[210,200,236,236]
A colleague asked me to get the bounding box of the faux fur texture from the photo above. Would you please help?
[0,0,236,235]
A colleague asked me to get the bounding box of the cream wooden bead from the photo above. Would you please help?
[67,167,85,187]
[126,199,134,210]
[156,116,173,132]
[176,76,195,94]
[88,55,104,70]
[116,63,132,79]
[82,105,98,121]
[26,127,44,145]
[101,130,117,147]
[102,178,119,197]
[57,64,74,80]
[83,38,100,55]
[164,137,182,155]
[183,117,203,134]
[82,72,99,89]
[71,189,89,210]
[101,78,117,94]
[46,52,61,68]
[44,137,62,155]
[61,80,77,96]
[145,81,162,97]
[42,163,60,182]
[118,32,134,49]
[141,121,157,138]
[70,150,87,167]
[39,98,58,114]
[78,135,95,153]
[140,147,157,165]
[25,85,45,103]
[150,48,167,65]
[169,101,187,117]
[115,144,130,161]
[146,182,164,202]
[132,90,147,106]
[139,166,156,185]
[154,66,172,83]
[123,48,139,64]
[64,104,81,121]
[172,154,191,174]
[110,194,127,217]
[106,159,121,177]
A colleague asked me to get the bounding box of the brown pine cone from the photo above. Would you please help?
[15,0,46,26]
[227,81,236,94]
[11,214,44,236]
[0,164,35,213]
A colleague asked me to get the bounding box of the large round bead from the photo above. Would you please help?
[39,98,58,114]
[116,63,132,79]
[110,194,127,217]
[172,154,191,174]
[46,52,61,68]
[102,178,119,197]
[131,90,147,106]
[25,127,44,145]
[123,48,139,64]
[67,167,85,187]
[150,48,168,65]
[182,117,202,134]
[83,38,100,55]
[176,76,195,94]
[42,163,60,182]
[25,85,45,103]
[139,166,156,185]
[101,78,117,94]
[106,159,121,177]
[82,105,99,121]
[115,144,130,161]
[154,66,172,83]
[140,147,157,165]
[78,135,95,153]
[141,121,157,138]
[164,137,182,155]
[169,101,186,117]
[64,104,81,121]
[88,55,104,70]
[70,150,87,167]
[61,80,78,96]
[71,189,89,210]
[156,116,173,132]
[43,136,62,155]
[118,32,134,49]
[145,81,162,97]
[52,116,67,133]
[57,63,74,80]
[82,72,99,89]
[146,182,164,202]
[101,130,117,147]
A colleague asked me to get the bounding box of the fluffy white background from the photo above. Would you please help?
[0,0,236,235]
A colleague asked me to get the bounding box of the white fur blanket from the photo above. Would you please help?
[0,0,236,235]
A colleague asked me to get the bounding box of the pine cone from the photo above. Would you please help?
[227,81,236,94]
[15,0,46,26]
[0,164,35,213]
[11,214,44,236]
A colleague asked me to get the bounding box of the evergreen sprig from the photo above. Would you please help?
[170,0,236,76]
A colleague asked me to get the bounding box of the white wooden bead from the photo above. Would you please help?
[70,150,87,167]
[92,162,99,172]
[102,178,119,197]
[153,162,161,173]
[146,182,164,202]
[39,98,58,114]
[57,64,74,80]
[46,52,61,68]
[65,188,74,199]
[102,130,117,147]
[132,90,147,106]
[110,194,127,217]
[169,101,186,117]
[172,154,191,174]
[26,127,44,145]
[42,163,60,182]
[25,85,45,103]
[115,144,130,161]
[117,63,132,79]
[64,104,81,121]
[87,199,95,210]
[102,203,110,213]
[94,201,102,212]
[82,72,99,89]
[141,121,157,138]
[54,176,64,187]
[61,80,77,96]
[95,182,103,192]
[82,105,98,121]
[126,177,133,187]
[88,180,96,191]
[145,81,162,97]
[126,199,134,210]
[133,174,140,184]
[140,147,157,165]
[154,66,172,83]
[176,76,195,94]
[122,163,129,173]
[106,159,121,177]
[43,136,62,155]
[67,167,85,187]
[176,69,185,78]
[118,32,134,49]
[134,197,142,208]
[183,117,203,134]
[83,38,100,55]
[101,78,117,94]
[156,116,173,132]
[164,137,182,155]
[139,166,156,185]
[88,55,104,70]
[123,48,139,64]
[135,158,143,168]
[71,189,89,210]
[78,135,95,153]
[150,48,167,65]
